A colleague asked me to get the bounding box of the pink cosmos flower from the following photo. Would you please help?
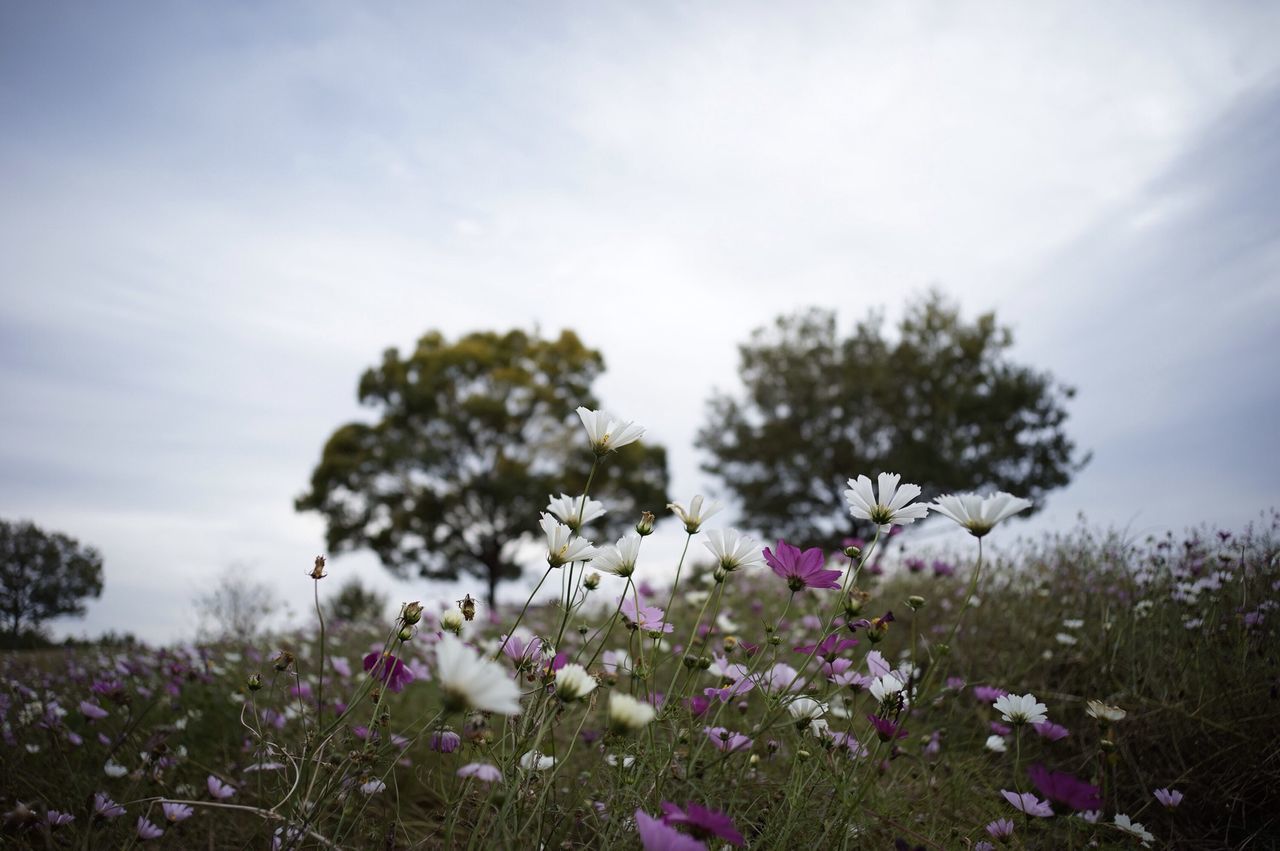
[986,818,1015,839]
[362,652,415,693]
[763,540,841,592]
[1027,764,1103,812]
[794,634,859,658]
[973,685,1008,703]
[1000,790,1053,818]
[620,598,674,633]
[135,816,164,840]
[207,775,236,799]
[429,730,461,753]
[660,802,744,846]
[1033,721,1070,742]
[92,793,125,819]
[79,701,109,720]
[1154,788,1184,808]
[457,762,502,782]
[46,810,74,827]
[635,809,707,851]
[703,726,752,752]
[161,802,194,823]
[867,714,908,742]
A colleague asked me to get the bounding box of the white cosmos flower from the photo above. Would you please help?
[703,529,765,573]
[930,492,1032,538]
[593,534,641,578]
[985,735,1008,753]
[434,634,523,716]
[576,407,645,456]
[608,692,657,733]
[519,751,557,771]
[844,473,930,532]
[104,760,128,778]
[1085,700,1126,722]
[993,693,1048,726]
[784,696,827,722]
[540,513,596,568]
[554,663,598,702]
[667,495,723,534]
[869,674,905,704]
[1114,814,1155,846]
[545,493,607,531]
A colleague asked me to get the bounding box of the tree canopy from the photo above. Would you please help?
[0,519,104,641]
[698,292,1089,545]
[297,328,670,607]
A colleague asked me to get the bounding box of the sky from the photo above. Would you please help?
[2,1,1278,642]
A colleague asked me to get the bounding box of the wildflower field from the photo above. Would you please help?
[2,412,1277,850]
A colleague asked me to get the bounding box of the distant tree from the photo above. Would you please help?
[699,291,1089,545]
[297,329,670,608]
[325,578,388,626]
[0,519,104,642]
[193,565,283,644]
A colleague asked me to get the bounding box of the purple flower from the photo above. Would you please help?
[867,714,908,742]
[850,611,895,641]
[457,762,502,782]
[986,818,1015,839]
[1027,764,1103,812]
[161,802,194,823]
[136,816,164,840]
[703,726,752,752]
[621,598,674,633]
[46,810,74,827]
[989,721,1012,736]
[945,676,966,690]
[686,695,711,717]
[92,793,125,819]
[763,540,841,592]
[362,652,415,693]
[1154,787,1184,808]
[636,809,707,851]
[501,634,544,668]
[207,775,236,800]
[660,801,744,847]
[704,678,753,703]
[1000,790,1053,818]
[1033,721,1070,742]
[79,700,109,720]
[430,730,461,753]
[793,633,858,659]
[973,685,1007,703]
[932,560,956,577]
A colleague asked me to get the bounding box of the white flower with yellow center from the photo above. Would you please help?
[844,473,930,532]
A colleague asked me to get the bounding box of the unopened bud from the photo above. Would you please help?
[713,567,728,584]
[441,609,465,635]
[797,749,812,761]
[247,673,263,691]
[769,635,781,646]
[583,572,601,591]
[1100,738,1116,753]
[697,656,712,670]
[843,545,861,559]
[907,595,926,611]
[402,601,423,624]
[722,635,738,652]
[578,624,590,636]
[682,654,699,669]
[310,555,328,580]
[636,511,656,536]
[749,753,760,766]
[398,625,414,641]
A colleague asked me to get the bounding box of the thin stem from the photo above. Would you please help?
[495,565,555,660]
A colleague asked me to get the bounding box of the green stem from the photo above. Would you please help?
[495,565,554,660]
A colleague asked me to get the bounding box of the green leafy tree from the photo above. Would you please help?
[698,291,1089,544]
[324,577,388,626]
[0,519,104,641]
[298,329,670,608]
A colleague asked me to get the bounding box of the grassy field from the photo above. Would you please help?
[2,509,1277,849]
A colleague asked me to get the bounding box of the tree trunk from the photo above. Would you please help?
[485,567,498,612]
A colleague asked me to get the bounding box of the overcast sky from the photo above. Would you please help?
[2,2,1278,642]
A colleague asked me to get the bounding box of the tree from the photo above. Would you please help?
[0,519,104,641]
[698,291,1089,545]
[297,328,670,608]
[324,577,388,626]
[193,564,285,644]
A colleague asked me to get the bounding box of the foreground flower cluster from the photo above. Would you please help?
[0,409,1275,849]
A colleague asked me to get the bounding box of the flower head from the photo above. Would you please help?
[363,652,416,693]
[867,713,908,742]
[1000,790,1053,818]
[993,693,1048,726]
[457,762,502,782]
[1027,764,1102,812]
[1114,814,1155,846]
[986,819,1015,840]
[635,809,708,851]
[546,493,607,531]
[1033,721,1070,742]
[609,692,657,734]
[930,492,1032,538]
[434,634,523,715]
[1154,788,1183,808]
[540,513,596,567]
[844,473,929,532]
[1085,700,1126,723]
[135,816,164,840]
[985,735,1008,753]
[763,540,842,592]
[660,802,744,847]
[621,597,674,633]
[429,730,461,753]
[161,802,194,823]
[576,407,645,456]
[79,700,109,720]
[92,793,125,819]
[207,775,236,800]
[555,663,598,702]
[703,529,765,575]
[668,496,723,534]
[703,726,752,752]
[594,534,641,578]
[519,751,556,771]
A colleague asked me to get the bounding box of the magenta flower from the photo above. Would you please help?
[161,802,194,823]
[990,721,1012,736]
[1033,721,1070,742]
[621,597,674,633]
[660,802,745,847]
[1027,764,1103,812]
[704,678,753,703]
[430,730,461,753]
[703,726,752,752]
[686,695,711,717]
[1154,787,1184,808]
[867,713,908,742]
[135,816,164,840]
[973,685,1008,703]
[763,540,841,592]
[362,652,415,693]
[79,700,109,720]
[1000,790,1054,818]
[457,762,502,782]
[207,775,236,800]
[793,633,858,658]
[932,560,956,577]
[501,634,544,669]
[636,809,707,851]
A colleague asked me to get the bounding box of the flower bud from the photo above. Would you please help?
[906,595,926,611]
[398,625,414,641]
[441,609,465,636]
[843,545,861,559]
[583,572,601,591]
[401,601,423,625]
[310,555,328,580]
[578,624,590,635]
[635,511,656,536]
[713,566,728,584]
[247,673,263,691]
[722,635,738,652]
